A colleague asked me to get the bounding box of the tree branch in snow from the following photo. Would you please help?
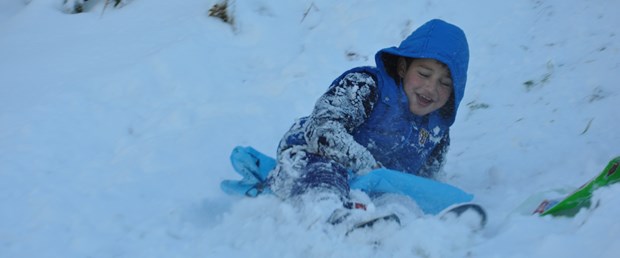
[301,2,319,24]
[62,0,126,14]
[208,0,235,26]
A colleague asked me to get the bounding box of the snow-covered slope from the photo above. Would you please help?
[1,0,618,257]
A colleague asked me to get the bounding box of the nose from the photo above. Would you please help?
[421,78,440,95]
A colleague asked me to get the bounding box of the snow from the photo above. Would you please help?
[1,0,619,257]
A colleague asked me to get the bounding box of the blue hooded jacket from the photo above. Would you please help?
[347,19,469,176]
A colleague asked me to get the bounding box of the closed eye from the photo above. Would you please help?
[417,69,432,78]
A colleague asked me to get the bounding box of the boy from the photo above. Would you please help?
[268,19,469,213]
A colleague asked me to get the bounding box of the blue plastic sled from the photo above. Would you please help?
[221,146,473,215]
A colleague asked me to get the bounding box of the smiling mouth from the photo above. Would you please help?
[416,93,434,106]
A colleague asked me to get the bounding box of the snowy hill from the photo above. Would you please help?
[1,0,619,257]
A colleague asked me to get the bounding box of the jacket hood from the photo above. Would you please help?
[375,19,469,126]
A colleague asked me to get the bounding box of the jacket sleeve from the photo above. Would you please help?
[304,72,379,174]
[418,132,450,178]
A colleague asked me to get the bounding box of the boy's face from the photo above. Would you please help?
[398,58,453,116]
